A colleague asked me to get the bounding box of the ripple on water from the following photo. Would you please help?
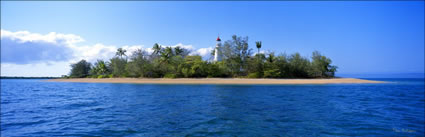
[1,79,424,136]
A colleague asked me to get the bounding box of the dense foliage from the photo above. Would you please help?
[69,60,91,78]
[69,35,338,78]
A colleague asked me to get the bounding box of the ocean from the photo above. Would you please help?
[1,78,424,136]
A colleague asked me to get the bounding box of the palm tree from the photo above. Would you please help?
[174,46,184,56]
[153,43,161,55]
[94,60,107,75]
[255,41,262,55]
[165,46,173,56]
[160,46,173,64]
[116,48,127,59]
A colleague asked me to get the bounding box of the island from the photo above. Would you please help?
[56,35,385,84]
[48,78,385,85]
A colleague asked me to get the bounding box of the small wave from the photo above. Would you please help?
[4,119,48,127]
[63,100,99,110]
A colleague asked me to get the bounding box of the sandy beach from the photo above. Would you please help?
[47,78,386,85]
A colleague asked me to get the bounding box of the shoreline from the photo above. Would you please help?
[46,78,386,85]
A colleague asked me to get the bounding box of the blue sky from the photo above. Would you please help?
[1,1,424,77]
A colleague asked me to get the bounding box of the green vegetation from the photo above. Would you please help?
[68,35,337,78]
[69,59,91,78]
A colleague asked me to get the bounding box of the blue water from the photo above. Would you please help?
[1,78,424,136]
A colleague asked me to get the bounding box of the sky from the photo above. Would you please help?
[1,1,424,77]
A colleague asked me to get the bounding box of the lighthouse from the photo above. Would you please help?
[213,36,222,62]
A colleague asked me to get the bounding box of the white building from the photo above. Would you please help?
[213,36,222,62]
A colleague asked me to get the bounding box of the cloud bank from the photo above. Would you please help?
[1,30,80,64]
[0,30,147,64]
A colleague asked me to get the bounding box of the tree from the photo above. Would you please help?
[247,53,265,78]
[174,46,184,56]
[288,53,311,78]
[256,41,262,55]
[327,66,338,77]
[116,48,127,59]
[263,52,281,78]
[160,46,173,64]
[206,62,227,77]
[126,49,149,77]
[152,43,161,55]
[310,51,337,78]
[92,60,109,75]
[222,35,253,77]
[178,56,208,78]
[274,54,290,78]
[68,35,338,79]
[266,52,276,63]
[110,57,127,77]
[69,60,91,78]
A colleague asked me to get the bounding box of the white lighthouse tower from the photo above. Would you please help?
[213,36,222,62]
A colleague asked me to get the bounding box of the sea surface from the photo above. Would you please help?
[1,78,424,136]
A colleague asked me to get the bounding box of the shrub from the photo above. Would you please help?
[98,75,104,79]
[247,72,260,78]
[164,73,176,78]
[108,74,114,78]
[264,69,281,78]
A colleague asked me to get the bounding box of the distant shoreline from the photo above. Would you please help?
[47,78,386,85]
[1,76,60,79]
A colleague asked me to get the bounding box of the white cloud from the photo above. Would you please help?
[1,30,76,64]
[191,47,214,57]
[1,29,84,45]
[167,43,194,50]
[144,48,154,54]
[122,45,144,55]
[70,43,117,63]
[70,44,144,63]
